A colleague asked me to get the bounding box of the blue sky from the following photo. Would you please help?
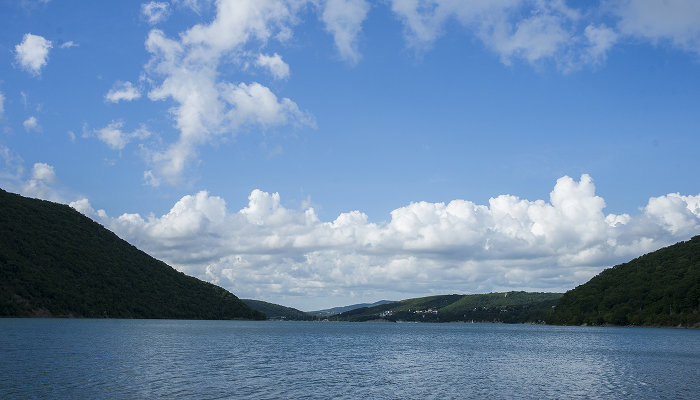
[1,0,699,310]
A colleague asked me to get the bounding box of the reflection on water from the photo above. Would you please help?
[1,320,698,399]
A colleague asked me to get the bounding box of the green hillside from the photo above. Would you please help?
[0,189,265,320]
[441,291,561,311]
[550,236,700,327]
[242,299,315,320]
[440,291,562,322]
[309,300,396,317]
[330,292,562,323]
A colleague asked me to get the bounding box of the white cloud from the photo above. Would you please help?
[615,0,700,55]
[30,162,56,183]
[14,33,52,76]
[221,82,312,128]
[389,0,516,50]
[644,193,700,235]
[105,81,142,103]
[23,116,40,132]
[255,53,290,79]
[95,120,151,150]
[142,0,314,186]
[82,174,700,310]
[21,162,58,201]
[141,1,171,25]
[389,0,621,71]
[59,41,78,49]
[172,0,212,14]
[484,12,572,66]
[583,24,618,65]
[0,151,72,205]
[178,0,303,53]
[0,92,5,119]
[69,198,108,221]
[321,0,370,65]
[0,144,24,184]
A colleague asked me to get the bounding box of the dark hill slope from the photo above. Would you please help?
[551,236,700,327]
[0,189,264,320]
[242,299,315,320]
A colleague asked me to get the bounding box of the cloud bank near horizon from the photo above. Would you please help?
[63,174,700,310]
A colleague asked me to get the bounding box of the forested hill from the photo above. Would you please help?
[242,299,315,320]
[0,189,264,320]
[551,236,700,327]
[309,300,396,317]
[329,292,562,323]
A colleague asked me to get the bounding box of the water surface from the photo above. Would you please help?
[1,319,698,399]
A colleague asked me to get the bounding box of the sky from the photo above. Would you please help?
[1,0,699,311]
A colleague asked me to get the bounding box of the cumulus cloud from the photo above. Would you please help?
[255,53,290,79]
[615,0,700,55]
[105,81,142,103]
[321,0,370,64]
[21,162,58,200]
[95,121,151,150]
[142,0,314,186]
[23,116,40,132]
[0,92,5,119]
[30,162,56,182]
[0,148,75,204]
[77,174,699,310]
[69,198,108,221]
[14,33,52,76]
[141,1,171,24]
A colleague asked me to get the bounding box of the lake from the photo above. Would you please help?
[1,319,698,399]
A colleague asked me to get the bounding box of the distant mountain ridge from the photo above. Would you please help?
[0,189,264,320]
[329,292,562,323]
[310,300,396,316]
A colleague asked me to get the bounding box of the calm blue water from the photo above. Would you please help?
[1,320,699,399]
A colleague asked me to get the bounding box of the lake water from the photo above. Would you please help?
[1,319,699,399]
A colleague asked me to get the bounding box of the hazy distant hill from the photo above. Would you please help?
[310,300,396,316]
[242,299,315,320]
[329,292,562,323]
[0,189,264,320]
[550,236,700,327]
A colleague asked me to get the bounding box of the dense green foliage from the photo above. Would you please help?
[550,236,700,327]
[329,292,562,323]
[0,189,264,320]
[242,299,315,320]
